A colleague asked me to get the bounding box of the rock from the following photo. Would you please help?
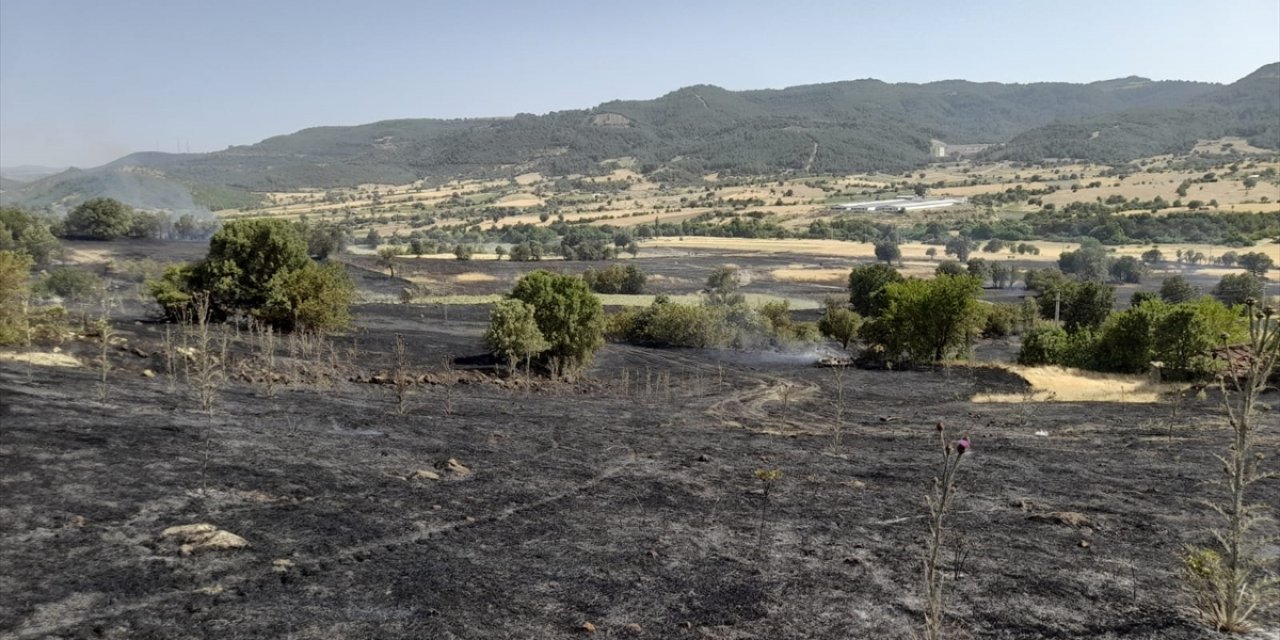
[272,559,294,573]
[439,458,471,477]
[131,347,150,358]
[142,369,156,378]
[1079,540,1091,548]
[408,469,441,481]
[160,523,249,555]
[623,623,643,634]
[580,621,597,634]
[697,453,711,462]
[1028,511,1092,528]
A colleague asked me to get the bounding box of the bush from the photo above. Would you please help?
[935,260,966,277]
[583,264,645,294]
[34,268,101,301]
[981,303,1026,338]
[1017,324,1069,365]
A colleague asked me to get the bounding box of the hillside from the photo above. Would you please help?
[989,63,1280,164]
[3,64,1276,212]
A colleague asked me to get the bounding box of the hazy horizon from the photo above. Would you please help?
[3,0,1278,168]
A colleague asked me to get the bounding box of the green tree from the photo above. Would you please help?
[194,219,310,316]
[0,251,32,345]
[259,262,355,333]
[509,270,605,378]
[1141,248,1164,265]
[1058,240,1108,281]
[935,260,966,277]
[874,240,901,265]
[484,299,549,376]
[1108,255,1146,284]
[0,207,61,267]
[453,244,473,261]
[1212,273,1264,306]
[1153,299,1244,379]
[847,263,904,316]
[64,198,134,240]
[1159,275,1199,303]
[150,219,351,332]
[378,246,402,277]
[1061,281,1116,332]
[1236,251,1273,278]
[944,236,974,262]
[583,264,645,294]
[817,303,862,350]
[966,258,990,284]
[862,275,984,363]
[1017,325,1069,366]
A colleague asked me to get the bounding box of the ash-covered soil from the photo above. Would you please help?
[1,302,1277,640]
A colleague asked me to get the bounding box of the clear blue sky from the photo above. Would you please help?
[2,0,1278,168]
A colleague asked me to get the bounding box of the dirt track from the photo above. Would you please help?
[1,301,1277,639]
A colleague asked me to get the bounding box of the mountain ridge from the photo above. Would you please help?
[3,64,1276,212]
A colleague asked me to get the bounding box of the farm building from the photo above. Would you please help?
[887,198,964,212]
[829,198,912,212]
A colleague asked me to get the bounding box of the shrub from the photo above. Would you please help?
[583,264,645,294]
[874,240,901,264]
[1017,324,1069,365]
[935,260,966,277]
[981,303,1025,338]
[35,268,102,302]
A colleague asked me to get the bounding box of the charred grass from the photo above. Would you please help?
[0,301,1276,639]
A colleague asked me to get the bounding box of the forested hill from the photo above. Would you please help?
[3,64,1277,211]
[989,63,1280,163]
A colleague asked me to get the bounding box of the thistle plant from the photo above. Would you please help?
[922,422,970,640]
[1182,300,1279,633]
[753,468,783,559]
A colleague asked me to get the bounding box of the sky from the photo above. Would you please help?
[2,0,1278,168]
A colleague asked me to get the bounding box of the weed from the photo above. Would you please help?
[922,422,970,640]
[1181,301,1279,633]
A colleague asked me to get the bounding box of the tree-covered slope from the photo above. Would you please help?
[5,64,1275,212]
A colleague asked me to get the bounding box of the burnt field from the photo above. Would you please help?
[2,299,1277,640]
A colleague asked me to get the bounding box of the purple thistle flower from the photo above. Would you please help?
[955,438,970,456]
